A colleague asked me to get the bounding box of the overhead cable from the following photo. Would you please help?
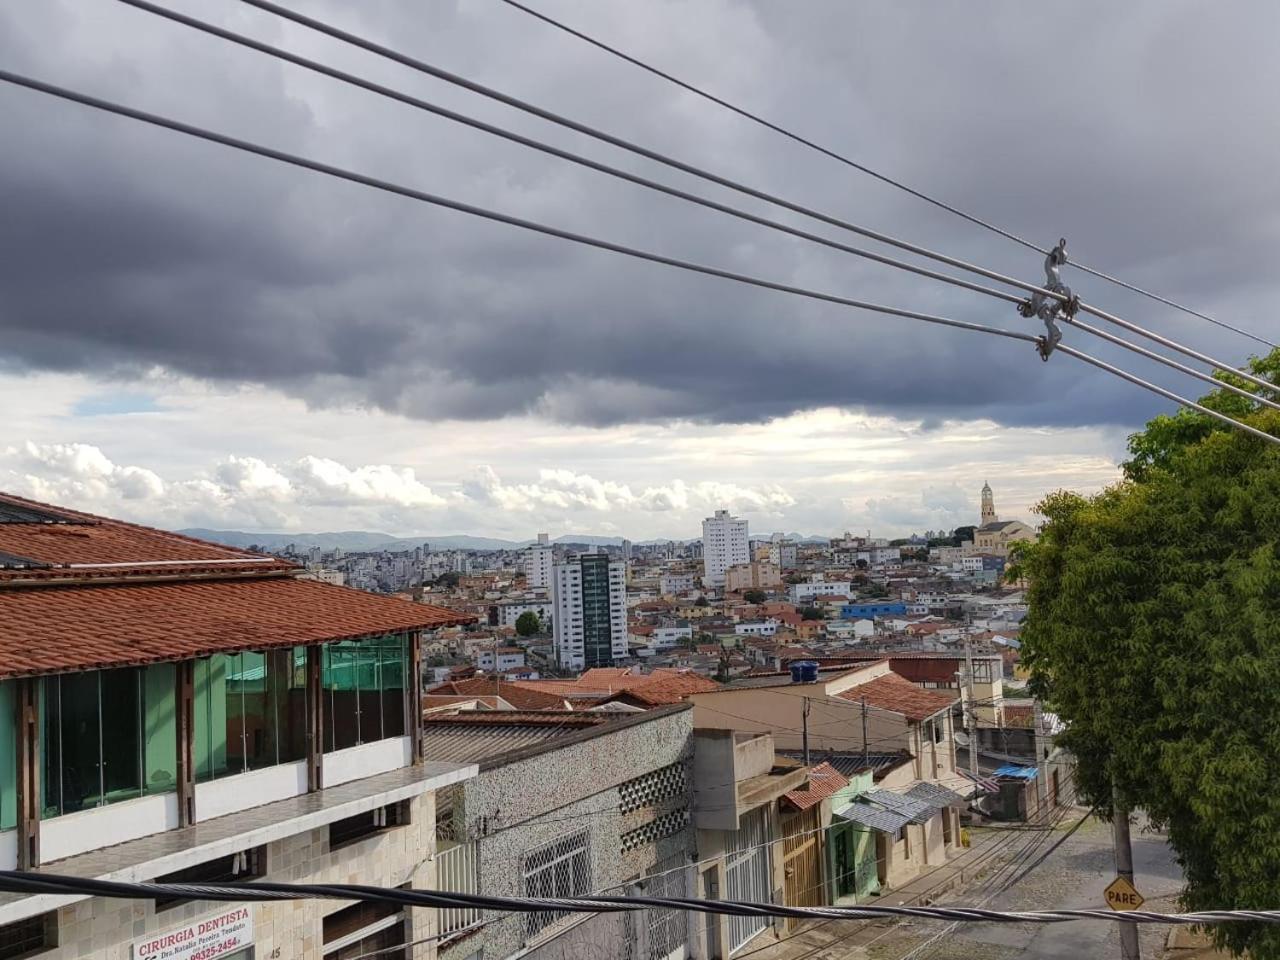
[3,69,1275,448]
[1055,345,1279,446]
[494,0,1277,350]
[237,0,1280,394]
[111,0,1028,311]
[0,66,1037,354]
[0,868,1270,927]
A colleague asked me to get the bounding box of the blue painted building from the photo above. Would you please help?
[839,602,907,620]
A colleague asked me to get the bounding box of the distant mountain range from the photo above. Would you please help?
[179,528,830,553]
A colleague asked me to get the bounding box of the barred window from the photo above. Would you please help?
[618,762,688,815]
[522,831,591,938]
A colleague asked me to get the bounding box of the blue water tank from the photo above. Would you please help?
[791,660,819,683]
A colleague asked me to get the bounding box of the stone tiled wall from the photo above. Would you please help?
[442,708,695,960]
[42,791,439,960]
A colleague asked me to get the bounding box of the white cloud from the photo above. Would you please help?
[465,466,796,517]
[10,441,165,503]
[291,456,447,508]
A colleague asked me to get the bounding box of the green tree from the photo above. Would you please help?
[433,571,462,589]
[1012,351,1280,958]
[951,525,976,545]
[514,611,542,637]
[799,606,825,621]
[743,589,767,604]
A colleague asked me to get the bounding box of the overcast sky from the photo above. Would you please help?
[2,0,1276,539]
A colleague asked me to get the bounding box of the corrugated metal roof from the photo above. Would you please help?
[863,788,934,824]
[833,800,911,834]
[778,751,913,781]
[905,780,968,808]
[420,723,580,763]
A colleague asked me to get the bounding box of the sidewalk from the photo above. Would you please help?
[734,824,1026,960]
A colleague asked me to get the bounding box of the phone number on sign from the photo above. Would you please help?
[191,940,241,960]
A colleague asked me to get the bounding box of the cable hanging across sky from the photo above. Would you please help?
[111,0,1280,419]
[2,868,1280,929]
[230,0,1280,399]
[494,0,1278,351]
[0,67,1276,448]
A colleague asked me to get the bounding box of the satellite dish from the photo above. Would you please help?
[954,732,971,747]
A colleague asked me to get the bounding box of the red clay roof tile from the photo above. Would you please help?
[0,576,471,679]
[783,762,850,810]
[837,672,958,722]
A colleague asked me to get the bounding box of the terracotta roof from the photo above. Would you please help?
[0,491,293,581]
[782,762,851,810]
[605,671,723,706]
[837,673,958,722]
[428,677,568,710]
[0,576,472,678]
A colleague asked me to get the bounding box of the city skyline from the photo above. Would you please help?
[2,2,1273,545]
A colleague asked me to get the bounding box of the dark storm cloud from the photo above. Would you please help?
[2,0,1278,429]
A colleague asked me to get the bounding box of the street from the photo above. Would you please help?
[746,809,1183,960]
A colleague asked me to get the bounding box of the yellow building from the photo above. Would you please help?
[725,561,782,592]
[972,482,1035,556]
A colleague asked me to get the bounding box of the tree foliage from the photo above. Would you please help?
[514,611,542,637]
[1011,352,1280,958]
[799,606,825,621]
[743,589,767,604]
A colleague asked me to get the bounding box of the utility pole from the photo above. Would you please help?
[964,638,978,777]
[1112,784,1141,960]
[802,697,810,766]
[860,696,869,766]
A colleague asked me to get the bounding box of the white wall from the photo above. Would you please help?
[195,762,308,823]
[0,829,15,870]
[41,793,179,864]
[324,737,413,788]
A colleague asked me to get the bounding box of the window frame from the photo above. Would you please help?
[521,830,592,939]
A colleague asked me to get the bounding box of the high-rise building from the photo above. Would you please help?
[552,551,628,669]
[525,532,553,589]
[981,481,997,525]
[702,509,749,588]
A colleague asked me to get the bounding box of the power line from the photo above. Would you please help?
[4,69,1275,448]
[0,68,1034,348]
[7,858,1251,926]
[237,1,1280,399]
[1055,344,1280,447]
[111,0,1030,315]
[494,0,1278,350]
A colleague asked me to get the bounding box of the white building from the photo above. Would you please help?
[767,534,798,569]
[734,620,779,637]
[790,580,853,604]
[702,509,749,588]
[552,551,628,669]
[651,624,694,649]
[494,598,554,630]
[476,646,527,672]
[524,532,554,589]
[659,572,698,595]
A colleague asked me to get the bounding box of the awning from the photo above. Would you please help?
[862,788,934,824]
[993,764,1040,781]
[906,780,969,808]
[833,800,911,834]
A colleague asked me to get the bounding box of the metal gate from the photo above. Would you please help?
[724,807,772,954]
[781,809,823,931]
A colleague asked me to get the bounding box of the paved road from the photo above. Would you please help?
[902,812,1182,959]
